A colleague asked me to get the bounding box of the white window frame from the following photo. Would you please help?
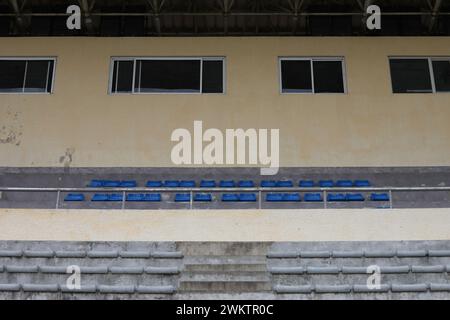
[278,57,347,95]
[0,57,57,95]
[109,57,226,95]
[388,56,450,94]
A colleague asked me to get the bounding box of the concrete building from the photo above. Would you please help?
[0,0,450,300]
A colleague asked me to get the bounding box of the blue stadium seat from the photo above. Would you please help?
[179,180,196,187]
[354,180,371,187]
[276,180,293,187]
[261,180,277,187]
[304,193,323,202]
[119,180,137,188]
[222,194,240,202]
[299,180,314,187]
[220,180,236,188]
[164,180,180,188]
[371,193,390,201]
[146,181,163,187]
[92,194,123,202]
[194,193,212,202]
[239,193,257,202]
[282,193,301,202]
[91,194,108,201]
[266,193,284,202]
[64,194,85,202]
[319,180,334,188]
[175,193,191,202]
[266,193,300,202]
[346,193,365,202]
[126,194,161,202]
[200,180,216,188]
[238,180,255,188]
[336,180,353,187]
[88,180,103,187]
[327,194,346,202]
[88,180,121,187]
[102,181,121,187]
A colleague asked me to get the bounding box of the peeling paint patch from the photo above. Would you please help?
[59,148,75,168]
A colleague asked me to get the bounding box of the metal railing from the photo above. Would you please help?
[1,186,450,210]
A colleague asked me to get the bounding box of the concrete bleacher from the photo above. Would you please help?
[0,241,449,299]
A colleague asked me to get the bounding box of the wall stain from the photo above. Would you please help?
[0,109,23,146]
[59,148,75,168]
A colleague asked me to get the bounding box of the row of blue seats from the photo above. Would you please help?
[65,193,389,203]
[87,179,372,188]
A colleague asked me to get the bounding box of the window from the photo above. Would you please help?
[110,57,225,94]
[280,57,346,94]
[389,57,450,93]
[0,58,55,93]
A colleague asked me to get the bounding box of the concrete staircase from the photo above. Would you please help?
[176,242,274,298]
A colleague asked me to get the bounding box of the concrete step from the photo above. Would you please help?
[177,242,272,256]
[180,272,270,282]
[184,263,267,272]
[184,255,267,265]
[179,280,272,292]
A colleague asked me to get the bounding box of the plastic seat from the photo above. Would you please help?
[88,180,103,187]
[319,180,334,188]
[266,193,284,202]
[304,193,323,202]
[371,193,390,201]
[175,194,190,202]
[119,180,137,188]
[219,180,236,188]
[164,180,180,188]
[107,194,123,201]
[239,193,257,202]
[88,180,121,187]
[91,194,123,202]
[64,194,85,202]
[102,181,121,187]
[91,194,109,201]
[327,194,346,202]
[276,181,293,187]
[282,193,301,202]
[127,194,161,202]
[299,180,314,187]
[222,194,240,202]
[146,181,163,187]
[200,180,216,188]
[194,193,212,202]
[179,180,196,187]
[354,180,371,187]
[336,180,353,187]
[238,180,255,188]
[261,180,277,187]
[346,193,365,202]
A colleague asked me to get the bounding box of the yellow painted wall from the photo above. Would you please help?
[0,37,449,168]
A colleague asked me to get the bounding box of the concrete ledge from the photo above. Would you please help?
[0,208,449,241]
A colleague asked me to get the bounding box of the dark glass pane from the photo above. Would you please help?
[136,60,201,93]
[390,59,432,93]
[313,60,345,93]
[202,60,223,93]
[432,60,450,92]
[24,60,50,93]
[0,60,26,92]
[281,60,312,93]
[111,60,134,93]
[46,60,54,93]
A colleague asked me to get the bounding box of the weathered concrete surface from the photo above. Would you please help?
[0,208,450,241]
